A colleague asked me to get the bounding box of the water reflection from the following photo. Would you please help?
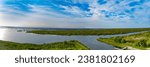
[0,28,116,50]
[0,29,6,40]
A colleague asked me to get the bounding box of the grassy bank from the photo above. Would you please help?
[97,32,150,50]
[27,28,150,35]
[0,40,89,50]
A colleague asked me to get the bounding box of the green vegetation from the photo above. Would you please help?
[0,40,89,50]
[27,28,150,35]
[97,32,150,50]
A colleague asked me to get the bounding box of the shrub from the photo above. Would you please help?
[114,37,126,43]
[135,40,147,47]
[146,39,150,47]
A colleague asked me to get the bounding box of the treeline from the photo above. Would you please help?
[27,28,150,35]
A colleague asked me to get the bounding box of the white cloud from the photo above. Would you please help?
[60,5,91,17]
[0,0,150,28]
[28,5,70,18]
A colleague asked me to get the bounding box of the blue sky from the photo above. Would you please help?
[0,0,150,28]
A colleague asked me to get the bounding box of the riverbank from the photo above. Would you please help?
[97,32,150,50]
[0,40,89,50]
[27,28,150,35]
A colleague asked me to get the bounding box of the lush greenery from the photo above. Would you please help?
[97,32,150,50]
[27,28,150,35]
[0,40,89,50]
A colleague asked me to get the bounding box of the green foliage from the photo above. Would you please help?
[114,36,126,43]
[0,40,89,50]
[27,28,150,35]
[98,32,150,50]
[146,39,150,46]
[135,40,150,47]
[136,40,146,47]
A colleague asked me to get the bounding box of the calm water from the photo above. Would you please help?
[0,28,142,50]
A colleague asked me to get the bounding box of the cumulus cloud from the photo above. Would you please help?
[0,0,150,28]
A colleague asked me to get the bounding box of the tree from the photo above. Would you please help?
[135,40,147,47]
[114,37,126,43]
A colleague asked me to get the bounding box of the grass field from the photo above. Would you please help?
[0,40,89,50]
[27,28,150,35]
[97,32,150,50]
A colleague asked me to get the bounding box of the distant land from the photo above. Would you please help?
[1,26,150,30]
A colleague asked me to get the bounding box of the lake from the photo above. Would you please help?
[0,27,142,50]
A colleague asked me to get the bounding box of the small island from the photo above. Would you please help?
[97,32,150,50]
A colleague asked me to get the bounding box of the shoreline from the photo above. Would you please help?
[0,40,90,50]
[27,28,150,36]
[97,32,150,50]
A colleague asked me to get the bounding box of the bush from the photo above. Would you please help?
[135,40,147,47]
[114,37,126,43]
[146,39,150,47]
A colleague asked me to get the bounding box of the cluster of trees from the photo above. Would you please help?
[113,37,150,48]
[135,40,150,47]
[114,36,127,43]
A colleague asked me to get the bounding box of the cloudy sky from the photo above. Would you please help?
[0,0,150,28]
